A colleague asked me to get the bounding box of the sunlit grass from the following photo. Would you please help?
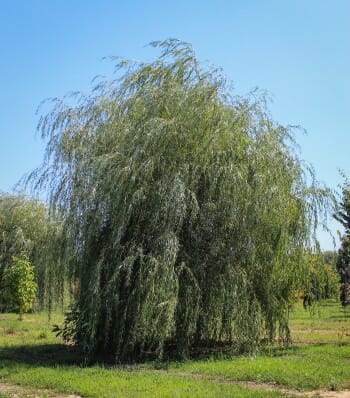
[289,299,350,344]
[0,314,285,397]
[0,312,64,349]
[169,344,350,391]
[0,299,349,396]
[0,363,287,398]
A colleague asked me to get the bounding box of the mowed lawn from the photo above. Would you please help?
[0,300,350,397]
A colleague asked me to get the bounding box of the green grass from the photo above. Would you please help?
[0,314,286,397]
[169,344,350,391]
[289,299,350,344]
[167,301,350,391]
[0,312,64,347]
[0,363,286,398]
[0,300,349,397]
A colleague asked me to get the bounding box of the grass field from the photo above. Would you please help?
[0,300,349,397]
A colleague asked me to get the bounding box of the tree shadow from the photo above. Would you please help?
[0,343,82,367]
[0,340,306,368]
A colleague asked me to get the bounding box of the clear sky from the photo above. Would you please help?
[0,0,349,250]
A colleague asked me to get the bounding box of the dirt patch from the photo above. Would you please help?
[302,391,350,398]
[227,380,350,397]
[0,382,81,398]
[242,381,350,397]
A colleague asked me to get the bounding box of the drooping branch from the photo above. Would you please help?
[29,39,333,362]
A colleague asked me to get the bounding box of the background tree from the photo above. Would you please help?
[0,193,66,311]
[302,250,339,308]
[29,39,332,362]
[334,185,350,306]
[322,250,337,267]
[2,255,37,320]
[336,236,350,307]
[334,186,350,234]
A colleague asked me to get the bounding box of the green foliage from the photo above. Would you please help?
[322,250,337,267]
[301,251,339,308]
[336,235,350,306]
[2,255,37,319]
[30,39,332,362]
[334,183,350,306]
[0,193,47,266]
[334,187,350,234]
[52,303,79,343]
[0,193,67,311]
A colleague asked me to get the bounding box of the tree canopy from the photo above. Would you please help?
[334,184,350,306]
[30,39,332,362]
[0,193,65,311]
[3,255,37,320]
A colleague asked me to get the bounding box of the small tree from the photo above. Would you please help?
[334,185,350,306]
[336,236,350,306]
[3,255,37,320]
[302,250,339,308]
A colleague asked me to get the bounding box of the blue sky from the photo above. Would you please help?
[0,0,349,250]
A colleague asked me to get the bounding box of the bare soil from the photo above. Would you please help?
[0,382,81,398]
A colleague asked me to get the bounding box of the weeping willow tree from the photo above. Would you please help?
[0,193,65,311]
[29,39,331,361]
